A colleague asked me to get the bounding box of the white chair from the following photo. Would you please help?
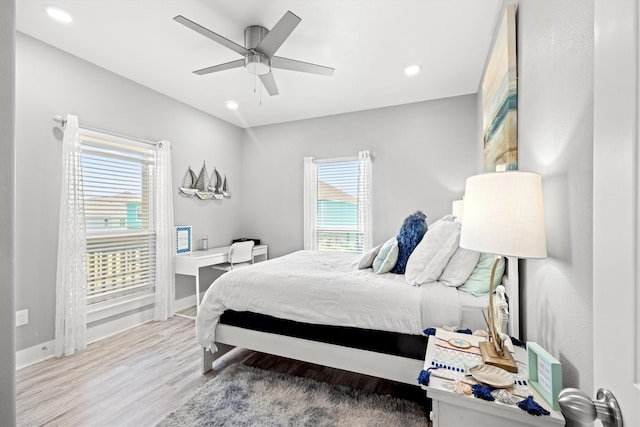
[211,241,255,272]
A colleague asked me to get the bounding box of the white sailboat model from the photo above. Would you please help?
[222,175,231,199]
[194,162,215,200]
[179,162,230,201]
[178,166,198,197]
[209,167,224,200]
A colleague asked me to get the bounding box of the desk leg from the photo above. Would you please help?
[195,270,200,311]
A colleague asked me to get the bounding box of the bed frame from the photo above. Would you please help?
[200,257,519,385]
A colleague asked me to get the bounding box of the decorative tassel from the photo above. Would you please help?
[492,389,522,405]
[423,327,471,335]
[423,327,437,336]
[445,380,472,395]
[517,396,550,416]
[471,384,495,401]
[510,336,526,347]
[417,368,434,386]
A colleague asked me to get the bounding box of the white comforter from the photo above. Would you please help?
[196,250,462,350]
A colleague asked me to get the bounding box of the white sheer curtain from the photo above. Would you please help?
[154,140,175,320]
[303,156,317,250]
[358,150,373,251]
[55,114,87,357]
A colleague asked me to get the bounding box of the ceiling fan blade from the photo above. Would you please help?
[259,72,279,96]
[193,59,244,75]
[174,15,248,56]
[255,11,301,57]
[271,56,335,76]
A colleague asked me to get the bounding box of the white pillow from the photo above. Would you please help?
[439,247,481,287]
[431,214,455,225]
[372,237,398,274]
[358,244,382,269]
[405,219,460,285]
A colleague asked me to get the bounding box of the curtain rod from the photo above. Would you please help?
[53,115,161,148]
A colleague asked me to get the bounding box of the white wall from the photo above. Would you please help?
[1,1,16,423]
[516,0,594,393]
[14,33,244,351]
[241,95,480,258]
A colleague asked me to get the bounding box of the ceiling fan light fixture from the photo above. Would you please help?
[46,6,73,23]
[404,64,421,76]
[245,53,271,76]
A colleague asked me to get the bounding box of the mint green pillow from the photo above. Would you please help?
[458,253,505,296]
[372,237,398,274]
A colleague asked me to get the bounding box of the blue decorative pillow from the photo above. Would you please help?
[391,211,428,274]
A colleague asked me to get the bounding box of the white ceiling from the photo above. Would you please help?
[16,0,503,128]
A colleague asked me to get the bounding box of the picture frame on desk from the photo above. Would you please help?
[175,226,192,254]
[527,342,562,411]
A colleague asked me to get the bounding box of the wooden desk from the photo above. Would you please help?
[175,245,268,311]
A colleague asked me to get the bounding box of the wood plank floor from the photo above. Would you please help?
[16,316,428,426]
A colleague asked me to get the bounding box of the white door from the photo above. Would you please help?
[590,0,640,425]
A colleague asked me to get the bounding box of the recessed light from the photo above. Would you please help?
[404,65,421,76]
[46,7,73,23]
[226,101,239,110]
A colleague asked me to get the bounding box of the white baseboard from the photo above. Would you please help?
[15,339,56,370]
[16,295,196,370]
[174,294,198,314]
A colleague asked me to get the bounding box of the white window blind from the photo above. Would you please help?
[306,152,372,253]
[79,133,157,305]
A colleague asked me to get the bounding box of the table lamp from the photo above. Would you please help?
[452,199,464,222]
[460,171,547,372]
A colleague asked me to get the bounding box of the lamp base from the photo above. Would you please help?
[479,341,518,373]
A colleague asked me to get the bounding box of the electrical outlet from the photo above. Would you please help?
[16,309,28,327]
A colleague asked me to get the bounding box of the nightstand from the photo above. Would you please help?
[423,329,565,427]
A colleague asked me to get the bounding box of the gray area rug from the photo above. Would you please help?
[158,364,428,426]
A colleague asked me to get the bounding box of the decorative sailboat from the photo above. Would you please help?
[178,166,198,197]
[178,162,230,201]
[194,162,215,200]
[209,167,224,200]
[222,175,231,199]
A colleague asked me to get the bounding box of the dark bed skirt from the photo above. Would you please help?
[219,310,428,360]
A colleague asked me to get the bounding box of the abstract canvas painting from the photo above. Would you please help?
[482,4,518,172]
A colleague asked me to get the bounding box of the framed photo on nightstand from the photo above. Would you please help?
[175,226,192,254]
[527,342,563,410]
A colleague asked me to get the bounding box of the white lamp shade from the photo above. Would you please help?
[452,199,464,222]
[459,171,547,259]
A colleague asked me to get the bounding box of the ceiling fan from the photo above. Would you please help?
[174,11,335,96]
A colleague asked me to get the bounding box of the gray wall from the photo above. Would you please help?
[516,0,594,394]
[241,95,480,258]
[15,33,244,351]
[15,32,479,353]
[13,1,597,399]
[1,1,16,423]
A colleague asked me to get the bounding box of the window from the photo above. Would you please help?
[80,133,156,305]
[304,151,372,253]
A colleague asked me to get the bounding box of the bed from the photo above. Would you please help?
[195,228,519,385]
